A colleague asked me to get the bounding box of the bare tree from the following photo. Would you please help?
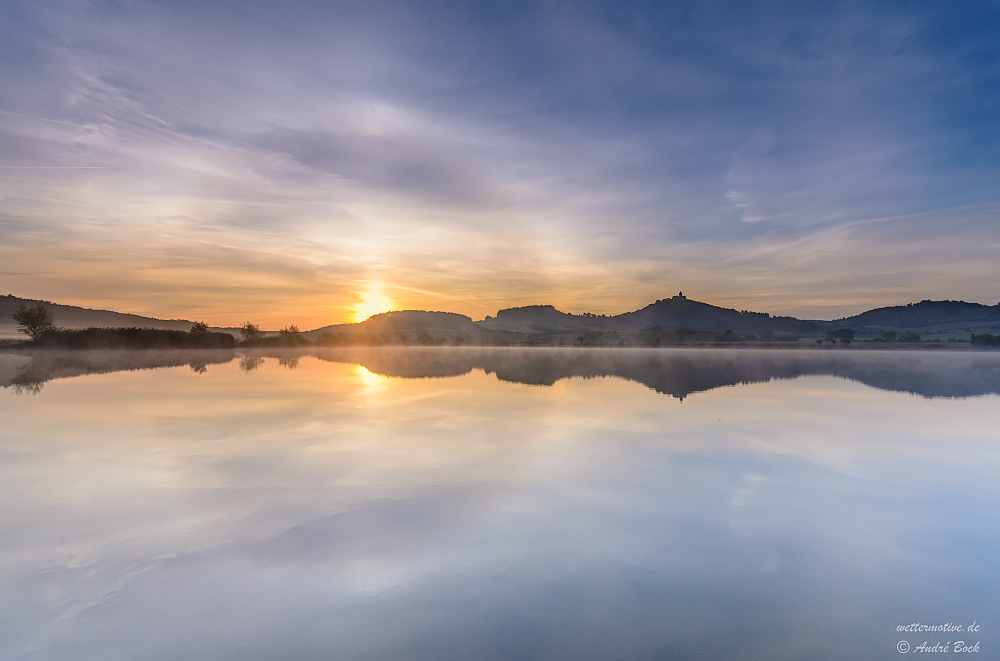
[12,303,55,340]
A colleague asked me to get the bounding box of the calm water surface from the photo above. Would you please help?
[1,348,998,660]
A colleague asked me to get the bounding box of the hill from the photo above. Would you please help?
[488,305,592,330]
[0,295,247,340]
[1,295,197,333]
[485,294,818,337]
[305,310,480,344]
[613,294,818,336]
[832,300,1000,329]
[6,293,1000,346]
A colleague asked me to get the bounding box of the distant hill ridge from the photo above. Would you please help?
[493,294,817,335]
[1,294,196,331]
[308,310,476,337]
[615,294,817,335]
[5,293,1000,339]
[834,299,1000,328]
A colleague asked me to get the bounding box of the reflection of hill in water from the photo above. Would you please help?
[3,348,999,399]
[317,348,1000,399]
[0,350,236,393]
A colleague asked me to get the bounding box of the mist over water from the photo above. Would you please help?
[4,347,1000,398]
[1,348,998,659]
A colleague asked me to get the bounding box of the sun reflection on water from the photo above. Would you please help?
[354,364,389,391]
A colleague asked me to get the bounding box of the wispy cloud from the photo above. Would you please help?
[2,0,999,323]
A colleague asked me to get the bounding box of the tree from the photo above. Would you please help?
[239,322,263,343]
[718,330,741,343]
[824,328,855,344]
[971,333,1000,347]
[277,324,302,346]
[881,330,897,342]
[12,303,55,340]
[190,321,209,334]
[239,354,264,372]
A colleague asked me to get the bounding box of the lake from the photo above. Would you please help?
[1,347,998,660]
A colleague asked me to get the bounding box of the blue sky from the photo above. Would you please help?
[1,0,998,326]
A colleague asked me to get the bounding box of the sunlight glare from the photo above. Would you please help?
[352,289,394,323]
[354,365,388,391]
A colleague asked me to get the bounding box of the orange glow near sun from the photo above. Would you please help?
[352,288,395,323]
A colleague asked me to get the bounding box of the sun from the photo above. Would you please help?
[352,289,395,323]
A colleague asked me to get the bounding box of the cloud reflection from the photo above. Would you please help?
[0,348,997,659]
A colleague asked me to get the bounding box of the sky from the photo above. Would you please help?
[1,0,999,328]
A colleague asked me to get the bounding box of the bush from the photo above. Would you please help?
[971,333,1000,347]
[33,327,237,349]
